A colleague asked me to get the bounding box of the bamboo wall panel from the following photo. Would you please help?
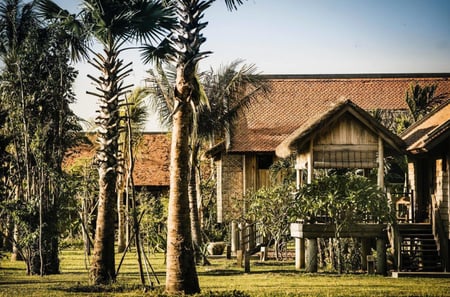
[219,154,244,222]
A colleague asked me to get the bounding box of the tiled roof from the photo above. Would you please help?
[401,99,450,154]
[64,132,170,187]
[229,73,450,153]
[133,132,171,187]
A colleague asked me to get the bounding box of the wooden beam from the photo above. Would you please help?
[314,161,378,169]
[313,144,378,152]
[307,139,313,184]
[290,223,388,238]
[377,136,384,188]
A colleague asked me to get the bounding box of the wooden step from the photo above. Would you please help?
[397,223,443,272]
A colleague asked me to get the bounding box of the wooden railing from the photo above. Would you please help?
[392,190,415,223]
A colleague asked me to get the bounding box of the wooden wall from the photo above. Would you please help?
[313,114,379,168]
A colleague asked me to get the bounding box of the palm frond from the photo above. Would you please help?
[145,62,176,128]
[198,60,270,142]
[127,0,176,44]
[122,87,150,132]
[224,0,246,11]
[35,0,90,61]
[140,37,175,64]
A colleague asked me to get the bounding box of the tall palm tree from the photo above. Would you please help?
[143,1,249,293]
[36,0,176,284]
[146,59,268,292]
[117,87,149,253]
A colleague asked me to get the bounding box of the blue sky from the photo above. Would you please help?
[54,0,450,130]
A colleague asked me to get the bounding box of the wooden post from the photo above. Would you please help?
[361,238,371,271]
[307,140,314,184]
[376,237,387,275]
[295,238,306,270]
[236,250,243,267]
[367,255,375,274]
[305,238,318,273]
[244,250,250,273]
[377,137,384,189]
[231,221,238,253]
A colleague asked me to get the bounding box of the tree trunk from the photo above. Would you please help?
[165,101,200,294]
[88,44,123,285]
[90,168,117,284]
[117,188,126,253]
[189,143,203,264]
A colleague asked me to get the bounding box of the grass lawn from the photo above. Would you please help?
[0,249,449,297]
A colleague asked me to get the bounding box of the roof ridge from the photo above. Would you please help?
[260,73,450,80]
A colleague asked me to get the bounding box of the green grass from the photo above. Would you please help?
[0,249,449,296]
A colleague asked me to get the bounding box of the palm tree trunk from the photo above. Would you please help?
[117,185,126,253]
[90,167,117,284]
[165,101,200,294]
[89,46,121,285]
[189,143,204,264]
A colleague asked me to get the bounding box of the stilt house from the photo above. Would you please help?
[206,73,450,273]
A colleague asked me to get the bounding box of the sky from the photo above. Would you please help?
[54,0,450,131]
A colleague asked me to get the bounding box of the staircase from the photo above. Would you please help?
[397,224,443,272]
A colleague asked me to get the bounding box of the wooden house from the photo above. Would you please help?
[206,73,450,273]
[276,98,405,274]
[207,73,450,223]
[401,100,450,271]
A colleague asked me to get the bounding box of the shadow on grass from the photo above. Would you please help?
[199,269,242,276]
[53,283,144,293]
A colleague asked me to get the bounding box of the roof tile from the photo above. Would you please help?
[64,133,170,187]
[229,74,450,152]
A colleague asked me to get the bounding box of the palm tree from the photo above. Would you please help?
[144,1,249,293]
[117,87,149,253]
[36,0,176,284]
[405,83,443,122]
[146,59,268,291]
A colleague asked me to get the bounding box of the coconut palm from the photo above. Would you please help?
[36,0,176,284]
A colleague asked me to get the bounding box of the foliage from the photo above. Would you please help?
[244,183,296,260]
[269,156,296,185]
[140,192,169,255]
[0,1,82,274]
[292,172,394,225]
[201,177,227,242]
[63,155,99,252]
[292,172,394,273]
[405,83,443,122]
